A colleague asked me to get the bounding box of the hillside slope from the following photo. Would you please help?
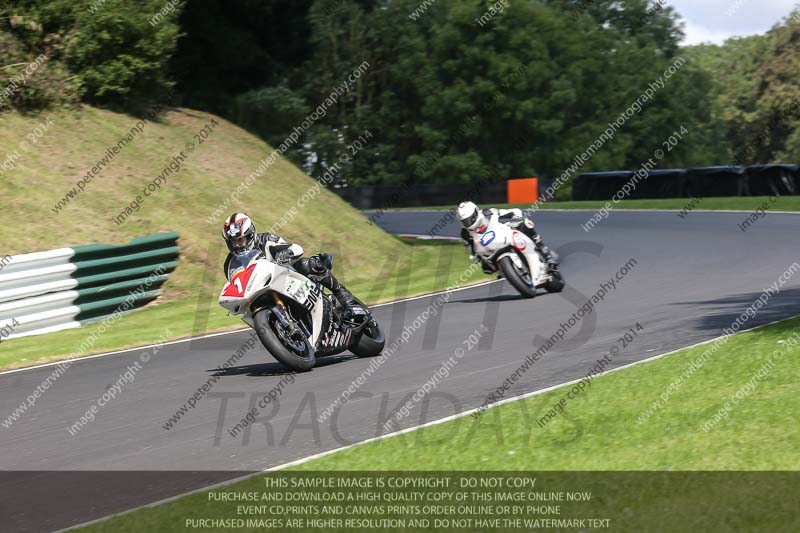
[1,105,409,295]
[0,106,478,368]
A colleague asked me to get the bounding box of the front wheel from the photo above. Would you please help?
[351,319,385,357]
[498,256,538,298]
[254,308,316,371]
[544,269,565,293]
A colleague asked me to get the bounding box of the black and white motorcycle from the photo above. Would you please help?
[219,249,385,371]
[470,217,565,298]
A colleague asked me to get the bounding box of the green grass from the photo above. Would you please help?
[385,196,800,212]
[0,106,482,369]
[77,317,800,532]
[292,317,800,471]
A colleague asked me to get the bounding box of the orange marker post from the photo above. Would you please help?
[507,178,538,204]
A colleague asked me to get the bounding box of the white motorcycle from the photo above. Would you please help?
[471,220,565,298]
[218,249,385,371]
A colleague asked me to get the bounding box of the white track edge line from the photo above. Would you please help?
[0,280,502,377]
[58,314,798,532]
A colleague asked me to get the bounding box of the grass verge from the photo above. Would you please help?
[77,316,800,532]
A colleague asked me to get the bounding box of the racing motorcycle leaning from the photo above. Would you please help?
[218,249,385,371]
[470,218,565,298]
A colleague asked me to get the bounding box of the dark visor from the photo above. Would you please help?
[462,211,479,227]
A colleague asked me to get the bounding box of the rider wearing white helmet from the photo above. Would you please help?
[456,201,556,272]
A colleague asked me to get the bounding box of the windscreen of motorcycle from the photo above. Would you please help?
[227,249,264,279]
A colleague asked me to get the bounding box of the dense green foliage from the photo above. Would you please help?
[687,9,800,166]
[2,0,183,109]
[2,1,799,191]
[171,0,723,190]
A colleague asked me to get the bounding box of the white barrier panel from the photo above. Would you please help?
[0,233,178,342]
[1,305,81,336]
[0,278,79,304]
[0,291,78,321]
[0,248,74,274]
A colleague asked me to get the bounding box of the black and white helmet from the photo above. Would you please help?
[222,213,257,255]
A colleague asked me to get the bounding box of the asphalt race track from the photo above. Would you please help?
[3,210,800,531]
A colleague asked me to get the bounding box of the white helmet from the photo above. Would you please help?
[457,201,488,231]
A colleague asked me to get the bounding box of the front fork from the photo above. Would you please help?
[270,293,311,339]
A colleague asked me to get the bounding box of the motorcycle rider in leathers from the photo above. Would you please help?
[456,201,558,274]
[221,212,356,307]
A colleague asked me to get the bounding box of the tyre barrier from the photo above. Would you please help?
[0,232,179,340]
[573,164,800,201]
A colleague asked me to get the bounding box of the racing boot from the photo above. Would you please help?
[538,241,560,267]
[522,227,559,266]
[325,272,357,308]
[334,284,356,308]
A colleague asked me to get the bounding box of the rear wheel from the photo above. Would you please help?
[498,256,538,298]
[254,308,315,371]
[351,319,385,357]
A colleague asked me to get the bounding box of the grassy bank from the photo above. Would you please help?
[0,107,481,370]
[77,316,800,531]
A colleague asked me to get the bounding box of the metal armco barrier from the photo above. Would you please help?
[0,232,178,340]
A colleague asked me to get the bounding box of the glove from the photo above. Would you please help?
[470,254,480,264]
[307,255,328,275]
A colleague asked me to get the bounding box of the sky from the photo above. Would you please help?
[669,0,799,45]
